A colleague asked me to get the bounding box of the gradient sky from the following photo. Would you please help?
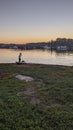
[0,0,73,43]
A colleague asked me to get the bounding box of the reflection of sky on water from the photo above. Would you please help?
[0,49,73,66]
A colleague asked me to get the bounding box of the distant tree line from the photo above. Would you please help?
[0,38,73,51]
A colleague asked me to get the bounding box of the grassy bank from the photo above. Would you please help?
[0,63,73,130]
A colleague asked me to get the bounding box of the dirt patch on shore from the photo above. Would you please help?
[0,73,10,79]
[31,97,40,104]
[23,87,36,95]
[15,74,34,81]
[23,87,40,105]
[18,87,40,104]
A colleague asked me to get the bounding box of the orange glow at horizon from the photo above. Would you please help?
[0,35,73,44]
[0,37,56,44]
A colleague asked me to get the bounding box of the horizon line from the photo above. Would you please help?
[0,37,73,44]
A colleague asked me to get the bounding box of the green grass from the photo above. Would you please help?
[0,63,73,130]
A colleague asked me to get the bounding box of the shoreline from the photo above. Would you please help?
[0,62,73,68]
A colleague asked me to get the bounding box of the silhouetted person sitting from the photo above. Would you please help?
[18,53,22,63]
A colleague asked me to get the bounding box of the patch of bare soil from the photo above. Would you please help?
[0,73,10,79]
[31,97,40,104]
[18,87,40,104]
[15,74,34,81]
[20,87,36,95]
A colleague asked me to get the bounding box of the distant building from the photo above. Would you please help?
[56,46,68,51]
[13,45,18,49]
[44,45,51,50]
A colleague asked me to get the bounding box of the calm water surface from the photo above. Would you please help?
[0,49,73,66]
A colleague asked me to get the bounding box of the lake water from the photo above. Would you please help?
[0,49,73,66]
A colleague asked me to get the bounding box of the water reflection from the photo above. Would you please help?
[0,49,73,66]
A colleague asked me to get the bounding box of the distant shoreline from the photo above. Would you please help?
[0,38,73,51]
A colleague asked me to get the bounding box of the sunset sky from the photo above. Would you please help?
[0,0,73,44]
